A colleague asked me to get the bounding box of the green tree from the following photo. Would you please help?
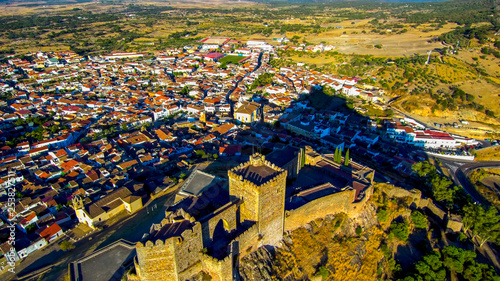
[463,204,500,247]
[390,219,410,242]
[355,226,363,235]
[415,252,446,281]
[14,118,25,126]
[196,149,206,158]
[25,224,37,233]
[386,109,394,117]
[442,246,475,274]
[469,168,486,184]
[344,149,350,166]
[377,208,388,222]
[412,161,436,177]
[464,263,483,281]
[60,240,75,251]
[463,262,499,281]
[180,85,190,95]
[410,210,428,229]
[430,176,454,205]
[316,266,329,280]
[334,147,342,164]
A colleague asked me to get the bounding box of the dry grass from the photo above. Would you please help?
[299,21,458,57]
[273,215,385,280]
[387,51,500,137]
[475,146,500,161]
[475,168,500,209]
[455,79,500,116]
[287,54,343,66]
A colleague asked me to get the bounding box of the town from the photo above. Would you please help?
[0,37,485,278]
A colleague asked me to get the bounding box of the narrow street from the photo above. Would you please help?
[226,52,263,116]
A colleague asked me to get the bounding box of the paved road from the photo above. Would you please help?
[389,106,440,130]
[2,189,178,281]
[441,160,500,205]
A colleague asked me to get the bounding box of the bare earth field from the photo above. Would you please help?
[305,21,458,56]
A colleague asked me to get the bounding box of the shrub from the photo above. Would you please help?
[355,226,363,235]
[316,266,329,280]
[377,208,388,222]
[60,241,75,251]
[390,220,410,242]
[411,211,428,229]
[334,220,342,228]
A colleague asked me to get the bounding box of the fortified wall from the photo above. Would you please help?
[135,222,203,281]
[285,189,355,231]
[378,184,447,220]
[134,149,376,281]
[284,146,375,231]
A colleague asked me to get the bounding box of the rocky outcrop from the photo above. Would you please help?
[238,247,276,281]
[239,203,384,280]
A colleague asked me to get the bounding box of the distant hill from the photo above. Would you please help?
[250,0,450,3]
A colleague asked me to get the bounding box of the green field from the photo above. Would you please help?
[219,55,247,64]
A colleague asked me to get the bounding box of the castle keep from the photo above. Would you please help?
[134,147,374,281]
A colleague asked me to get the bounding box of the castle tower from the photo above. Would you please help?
[228,153,287,246]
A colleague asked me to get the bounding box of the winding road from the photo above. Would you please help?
[439,158,500,205]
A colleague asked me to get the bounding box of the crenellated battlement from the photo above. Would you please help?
[201,252,232,264]
[229,153,287,194]
[135,149,375,281]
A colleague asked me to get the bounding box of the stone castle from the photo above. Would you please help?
[134,146,374,281]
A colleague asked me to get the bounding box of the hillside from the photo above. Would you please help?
[239,183,500,280]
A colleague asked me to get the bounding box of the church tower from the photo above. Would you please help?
[228,153,287,246]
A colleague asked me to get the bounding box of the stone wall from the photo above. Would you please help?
[228,154,287,246]
[200,201,239,248]
[383,186,422,205]
[177,261,202,280]
[173,224,204,274]
[229,176,259,223]
[280,147,303,179]
[447,215,463,232]
[136,223,204,281]
[201,253,233,281]
[257,172,287,246]
[232,223,259,258]
[284,190,355,232]
[136,239,177,280]
[304,147,322,166]
[380,185,447,222]
[419,198,446,220]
